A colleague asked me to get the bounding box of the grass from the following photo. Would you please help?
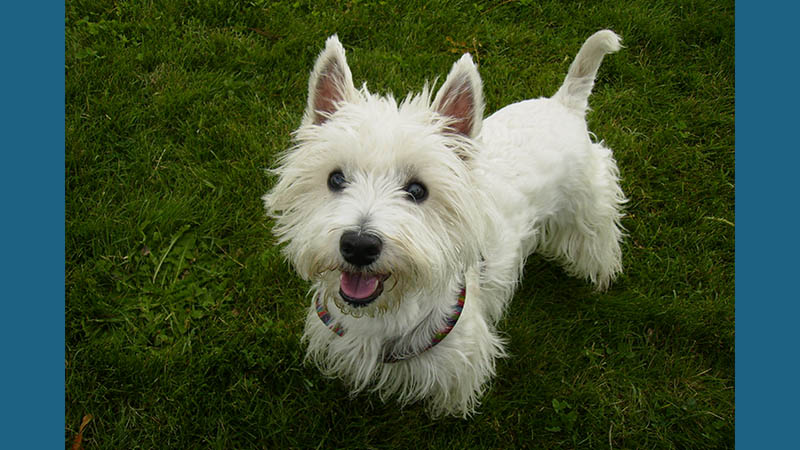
[65,0,734,448]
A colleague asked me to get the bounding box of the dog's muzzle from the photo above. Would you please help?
[338,231,387,306]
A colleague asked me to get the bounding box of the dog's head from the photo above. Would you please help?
[264,36,488,315]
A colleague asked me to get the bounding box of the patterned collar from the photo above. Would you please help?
[314,287,467,363]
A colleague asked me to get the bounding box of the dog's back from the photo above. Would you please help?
[475,30,625,289]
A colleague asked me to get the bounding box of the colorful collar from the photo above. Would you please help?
[314,287,466,363]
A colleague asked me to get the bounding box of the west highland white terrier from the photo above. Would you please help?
[263,30,626,417]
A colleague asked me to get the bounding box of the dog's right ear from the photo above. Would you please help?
[304,35,357,126]
[432,53,484,139]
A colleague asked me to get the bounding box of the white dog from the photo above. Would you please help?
[263,30,626,417]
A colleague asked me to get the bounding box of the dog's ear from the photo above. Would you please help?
[432,54,484,139]
[304,35,358,126]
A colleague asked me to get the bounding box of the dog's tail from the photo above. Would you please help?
[553,30,621,115]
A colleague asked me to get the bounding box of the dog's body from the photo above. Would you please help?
[264,30,626,417]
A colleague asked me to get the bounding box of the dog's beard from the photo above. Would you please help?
[313,261,430,318]
[294,240,442,318]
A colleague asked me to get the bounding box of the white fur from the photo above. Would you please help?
[263,30,626,417]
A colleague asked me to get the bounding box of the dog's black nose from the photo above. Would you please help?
[340,231,382,267]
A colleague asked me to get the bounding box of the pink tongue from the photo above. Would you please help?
[340,272,380,300]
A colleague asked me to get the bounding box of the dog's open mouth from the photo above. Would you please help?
[339,272,390,307]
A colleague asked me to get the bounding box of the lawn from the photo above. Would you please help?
[65,0,734,448]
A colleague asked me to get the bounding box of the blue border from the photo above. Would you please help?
[736,2,798,448]
[0,3,65,448]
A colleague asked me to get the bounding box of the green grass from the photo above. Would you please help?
[66,0,734,448]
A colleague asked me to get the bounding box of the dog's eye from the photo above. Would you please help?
[328,170,347,192]
[403,181,428,203]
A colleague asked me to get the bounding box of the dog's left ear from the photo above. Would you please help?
[432,54,484,139]
[304,35,358,126]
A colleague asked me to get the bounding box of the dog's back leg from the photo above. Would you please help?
[538,141,626,290]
